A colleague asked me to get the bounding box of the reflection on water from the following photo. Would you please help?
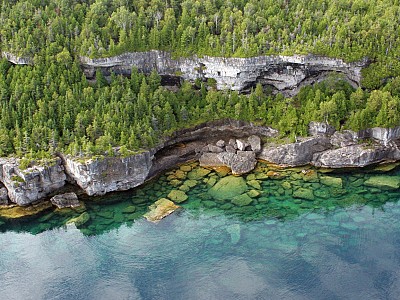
[1,162,400,299]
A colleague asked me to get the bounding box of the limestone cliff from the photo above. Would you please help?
[1,51,32,65]
[0,158,66,206]
[61,151,154,196]
[80,51,367,95]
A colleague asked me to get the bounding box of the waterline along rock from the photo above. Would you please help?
[0,122,399,206]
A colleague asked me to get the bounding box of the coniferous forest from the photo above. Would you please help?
[1,0,400,159]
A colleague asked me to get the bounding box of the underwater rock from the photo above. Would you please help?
[232,194,253,206]
[187,168,211,180]
[320,176,343,188]
[227,224,241,244]
[122,206,136,213]
[167,190,188,203]
[364,176,400,190]
[209,176,248,201]
[0,201,52,219]
[184,179,197,188]
[247,190,261,198]
[179,165,192,172]
[66,212,90,227]
[50,192,80,209]
[301,169,319,182]
[247,180,261,190]
[144,198,180,223]
[293,188,315,201]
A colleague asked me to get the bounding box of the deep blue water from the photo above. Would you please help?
[1,163,400,299]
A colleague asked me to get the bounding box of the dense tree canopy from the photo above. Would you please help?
[0,0,400,160]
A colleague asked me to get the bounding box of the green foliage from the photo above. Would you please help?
[0,1,400,159]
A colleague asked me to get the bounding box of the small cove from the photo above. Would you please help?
[1,162,400,299]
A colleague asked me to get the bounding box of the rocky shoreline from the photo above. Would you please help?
[0,120,399,213]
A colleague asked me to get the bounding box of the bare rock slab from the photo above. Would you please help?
[50,192,80,209]
[144,198,180,223]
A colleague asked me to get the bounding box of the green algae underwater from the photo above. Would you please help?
[1,161,400,236]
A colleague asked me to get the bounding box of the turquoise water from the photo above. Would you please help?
[1,163,400,299]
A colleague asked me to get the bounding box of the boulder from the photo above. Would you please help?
[218,152,257,175]
[225,145,236,153]
[144,198,180,223]
[312,144,398,168]
[308,122,336,136]
[208,145,224,153]
[293,188,315,201]
[236,139,249,151]
[208,176,248,201]
[247,135,262,152]
[247,180,261,190]
[259,137,332,166]
[216,140,225,147]
[229,139,238,150]
[167,190,188,203]
[226,224,241,244]
[232,194,253,206]
[330,130,358,147]
[199,152,224,167]
[320,176,343,188]
[0,187,9,205]
[50,192,80,209]
[364,176,400,190]
[187,167,211,180]
[66,212,90,227]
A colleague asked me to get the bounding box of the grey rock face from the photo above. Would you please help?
[358,126,400,146]
[330,130,358,147]
[0,158,67,206]
[199,135,260,174]
[312,144,399,168]
[80,51,367,96]
[308,122,336,136]
[208,145,224,153]
[50,192,79,209]
[247,135,262,152]
[1,51,32,65]
[218,152,257,175]
[236,139,249,151]
[0,187,8,205]
[63,151,153,196]
[259,137,332,166]
[216,140,225,147]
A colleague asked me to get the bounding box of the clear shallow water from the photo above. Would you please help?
[1,162,400,299]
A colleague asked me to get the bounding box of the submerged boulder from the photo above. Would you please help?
[293,188,315,201]
[232,194,253,206]
[66,212,90,227]
[144,198,180,223]
[167,190,188,203]
[364,176,400,190]
[320,176,343,188]
[208,176,248,201]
